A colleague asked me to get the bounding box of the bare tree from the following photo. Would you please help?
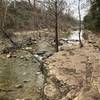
[0,0,16,45]
[38,0,66,52]
[28,0,33,9]
[78,0,83,47]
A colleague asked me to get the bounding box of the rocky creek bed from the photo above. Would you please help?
[0,36,55,100]
[0,29,100,100]
[0,29,83,100]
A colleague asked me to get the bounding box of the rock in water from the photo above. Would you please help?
[37,50,46,55]
[25,47,32,50]
[6,54,11,58]
[34,54,43,62]
[20,56,24,59]
[15,84,23,89]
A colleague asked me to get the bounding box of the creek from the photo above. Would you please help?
[0,30,83,99]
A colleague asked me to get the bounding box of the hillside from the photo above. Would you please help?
[0,0,78,32]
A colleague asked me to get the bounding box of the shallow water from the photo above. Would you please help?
[0,39,55,99]
[0,55,41,99]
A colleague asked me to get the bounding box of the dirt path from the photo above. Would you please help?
[44,33,100,100]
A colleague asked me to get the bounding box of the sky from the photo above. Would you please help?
[67,0,90,20]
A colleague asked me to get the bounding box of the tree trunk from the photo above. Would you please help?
[55,0,59,52]
[78,0,83,48]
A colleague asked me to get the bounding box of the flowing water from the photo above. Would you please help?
[68,30,83,40]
